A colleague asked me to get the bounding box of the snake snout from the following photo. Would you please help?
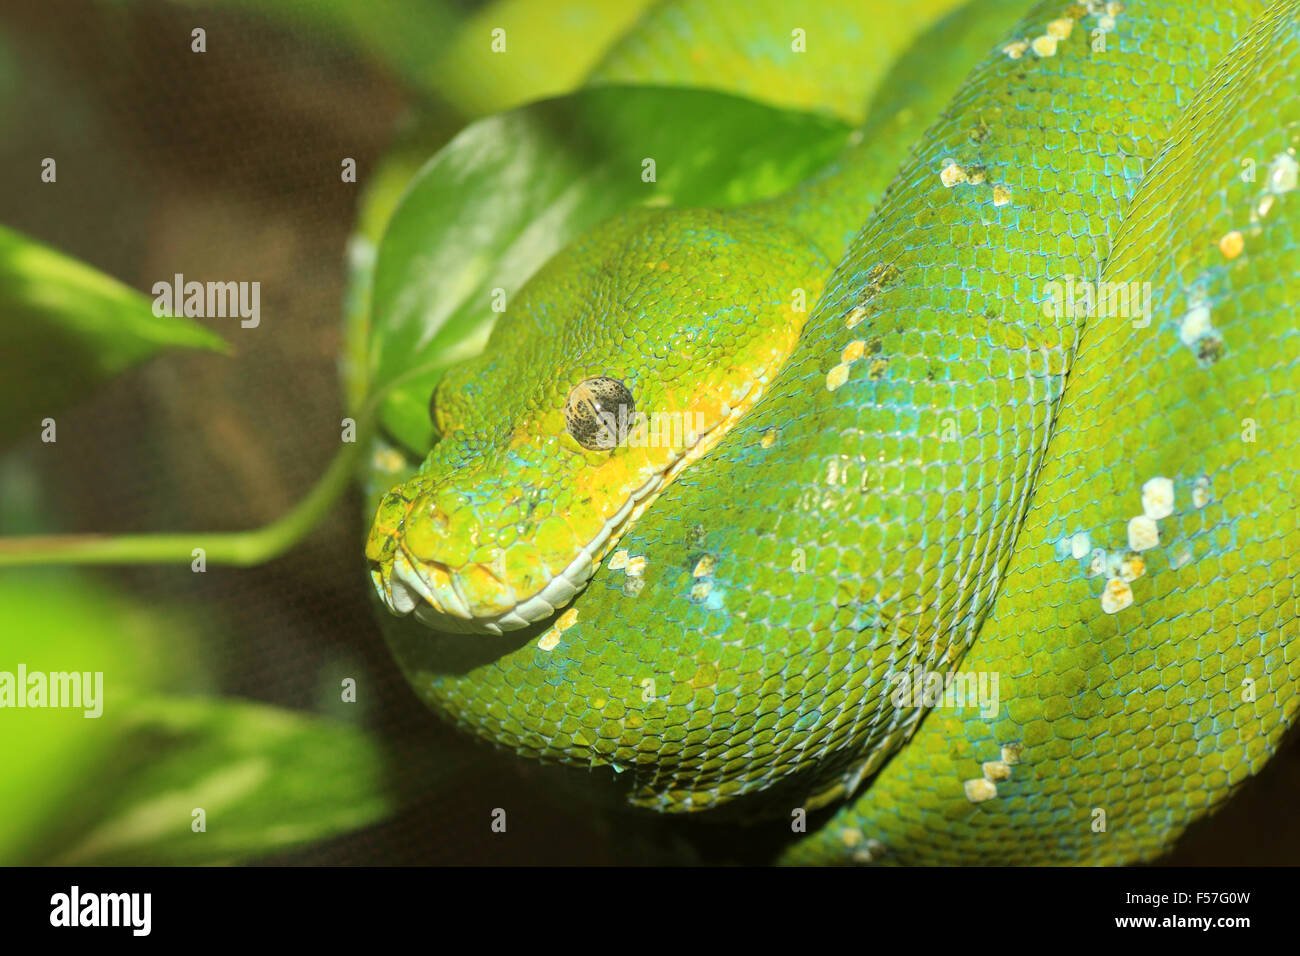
[366,481,598,635]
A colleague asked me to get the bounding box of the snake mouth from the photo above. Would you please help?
[372,467,662,635]
[370,385,760,636]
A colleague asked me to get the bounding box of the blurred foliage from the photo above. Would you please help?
[0,520,396,864]
[0,224,228,449]
[46,696,395,865]
[0,568,209,862]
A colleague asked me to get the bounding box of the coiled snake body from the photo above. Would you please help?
[366,0,1300,863]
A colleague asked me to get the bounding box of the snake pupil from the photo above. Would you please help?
[565,376,635,450]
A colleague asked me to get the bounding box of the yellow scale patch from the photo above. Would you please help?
[963,741,1024,803]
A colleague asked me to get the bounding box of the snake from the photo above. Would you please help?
[362,0,1300,864]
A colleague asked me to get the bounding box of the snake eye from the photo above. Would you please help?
[565,376,635,450]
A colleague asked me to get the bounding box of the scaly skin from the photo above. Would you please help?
[784,0,1300,865]
[366,0,1300,862]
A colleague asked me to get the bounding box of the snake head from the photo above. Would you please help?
[366,205,825,634]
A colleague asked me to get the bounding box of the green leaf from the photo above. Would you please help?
[0,567,213,863]
[45,696,395,866]
[367,84,850,452]
[427,0,657,117]
[0,564,405,865]
[341,117,462,416]
[0,225,228,447]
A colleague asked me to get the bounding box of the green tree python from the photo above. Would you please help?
[363,0,1300,864]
